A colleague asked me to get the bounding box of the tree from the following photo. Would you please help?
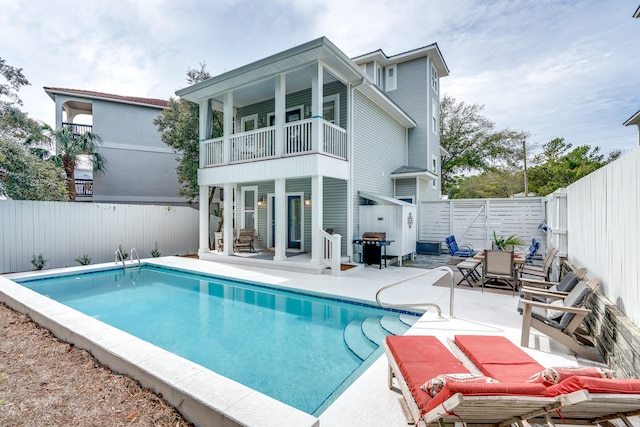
[0,139,68,200]
[154,63,222,202]
[0,57,67,200]
[439,94,529,198]
[451,169,524,199]
[527,138,620,196]
[47,126,106,201]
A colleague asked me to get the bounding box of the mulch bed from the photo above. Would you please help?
[0,303,194,427]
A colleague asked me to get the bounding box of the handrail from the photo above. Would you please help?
[375,266,455,318]
[130,248,141,267]
[114,249,125,269]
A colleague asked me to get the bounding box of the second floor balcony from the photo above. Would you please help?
[62,122,93,138]
[200,118,347,167]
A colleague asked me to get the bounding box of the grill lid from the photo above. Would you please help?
[362,232,386,241]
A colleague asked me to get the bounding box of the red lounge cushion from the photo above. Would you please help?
[454,335,544,382]
[528,367,615,386]
[546,376,640,396]
[386,336,469,411]
[426,382,548,413]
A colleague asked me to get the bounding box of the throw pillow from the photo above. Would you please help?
[546,300,566,320]
[421,373,498,397]
[527,366,615,386]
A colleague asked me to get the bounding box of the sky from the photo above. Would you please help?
[1,0,639,156]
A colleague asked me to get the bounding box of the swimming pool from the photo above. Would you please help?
[16,265,418,415]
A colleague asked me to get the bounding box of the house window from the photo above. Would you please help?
[241,186,258,229]
[323,94,340,126]
[431,64,439,92]
[375,63,383,89]
[432,99,438,134]
[431,155,437,173]
[432,178,437,189]
[385,65,397,91]
[240,114,257,132]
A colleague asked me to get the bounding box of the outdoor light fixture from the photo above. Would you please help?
[304,194,311,206]
[257,196,265,207]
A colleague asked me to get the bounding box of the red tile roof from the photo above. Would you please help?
[43,87,169,109]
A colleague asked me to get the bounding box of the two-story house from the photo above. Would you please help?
[44,87,187,204]
[176,37,448,273]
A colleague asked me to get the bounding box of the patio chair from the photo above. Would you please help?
[481,249,517,295]
[519,246,558,281]
[520,278,602,361]
[445,235,474,257]
[233,228,255,252]
[520,267,588,293]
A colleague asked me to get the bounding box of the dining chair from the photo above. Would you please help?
[482,250,517,295]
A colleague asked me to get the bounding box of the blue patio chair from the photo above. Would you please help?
[445,235,474,257]
[524,238,540,264]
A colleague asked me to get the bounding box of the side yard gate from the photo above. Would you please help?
[419,197,547,254]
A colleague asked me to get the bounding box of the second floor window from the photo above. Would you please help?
[385,65,397,91]
[432,99,438,134]
[431,64,439,92]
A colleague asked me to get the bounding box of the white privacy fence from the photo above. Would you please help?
[419,197,547,254]
[564,146,640,326]
[0,201,199,273]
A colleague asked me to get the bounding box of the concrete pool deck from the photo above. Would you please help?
[1,256,596,426]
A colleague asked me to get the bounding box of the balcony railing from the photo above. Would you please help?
[201,118,347,167]
[75,179,93,197]
[63,122,93,138]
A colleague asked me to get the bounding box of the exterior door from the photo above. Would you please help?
[288,195,301,249]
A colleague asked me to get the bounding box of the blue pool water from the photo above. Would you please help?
[17,265,417,415]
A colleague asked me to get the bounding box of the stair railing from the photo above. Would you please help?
[375,266,455,318]
[114,249,125,269]
[130,248,141,267]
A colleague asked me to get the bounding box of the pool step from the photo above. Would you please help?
[344,320,377,360]
[380,315,411,336]
[399,313,420,327]
[361,316,387,344]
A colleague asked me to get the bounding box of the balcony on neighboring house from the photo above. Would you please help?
[75,179,93,198]
[62,122,92,138]
[200,118,347,167]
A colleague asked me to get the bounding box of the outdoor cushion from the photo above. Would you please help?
[527,367,615,386]
[427,382,548,413]
[559,281,590,329]
[554,272,580,293]
[546,376,640,396]
[454,335,545,382]
[421,373,498,397]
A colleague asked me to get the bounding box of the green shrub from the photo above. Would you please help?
[75,254,92,265]
[31,253,48,270]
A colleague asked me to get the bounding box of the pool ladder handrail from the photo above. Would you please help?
[130,247,141,267]
[375,266,455,318]
[114,249,126,269]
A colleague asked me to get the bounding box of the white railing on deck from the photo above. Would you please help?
[232,127,275,162]
[284,119,312,154]
[323,121,347,159]
[320,229,342,276]
[201,137,224,166]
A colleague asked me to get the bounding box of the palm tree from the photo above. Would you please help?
[46,125,106,201]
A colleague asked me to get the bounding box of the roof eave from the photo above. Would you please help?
[623,109,640,126]
[390,170,438,180]
[43,87,168,110]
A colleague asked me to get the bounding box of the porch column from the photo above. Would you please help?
[311,62,324,152]
[223,91,233,164]
[274,74,285,157]
[199,99,212,167]
[222,183,234,256]
[310,175,324,264]
[274,178,287,261]
[198,185,210,254]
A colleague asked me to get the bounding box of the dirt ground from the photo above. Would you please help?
[0,302,194,427]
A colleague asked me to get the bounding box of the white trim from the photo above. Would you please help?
[266,191,304,251]
[267,104,305,126]
[240,185,258,229]
[431,63,439,92]
[385,65,397,92]
[240,114,258,132]
[323,94,340,126]
[432,99,438,135]
[100,142,175,154]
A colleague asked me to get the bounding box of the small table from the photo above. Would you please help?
[456,259,482,287]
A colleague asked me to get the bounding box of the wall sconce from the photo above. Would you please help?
[304,105,311,118]
[304,194,311,206]
[257,196,265,207]
[258,117,265,127]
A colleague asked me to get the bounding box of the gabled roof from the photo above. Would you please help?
[351,43,450,77]
[44,87,169,109]
[623,109,640,126]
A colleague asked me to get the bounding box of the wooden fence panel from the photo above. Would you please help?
[420,197,546,253]
[0,201,198,273]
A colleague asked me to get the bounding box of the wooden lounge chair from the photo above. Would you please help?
[233,228,255,252]
[520,278,602,361]
[520,246,558,281]
[520,267,588,291]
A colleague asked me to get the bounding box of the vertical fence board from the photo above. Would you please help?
[0,201,198,273]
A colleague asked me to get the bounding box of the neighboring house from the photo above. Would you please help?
[44,87,187,204]
[176,37,448,271]
[623,110,640,145]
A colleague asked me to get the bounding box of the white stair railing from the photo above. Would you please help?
[320,229,342,276]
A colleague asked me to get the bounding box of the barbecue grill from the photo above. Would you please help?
[353,232,395,269]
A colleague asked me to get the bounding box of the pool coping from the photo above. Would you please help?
[1,260,320,427]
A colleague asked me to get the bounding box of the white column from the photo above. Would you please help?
[311,62,324,152]
[274,178,287,261]
[198,185,210,254]
[199,99,211,168]
[223,91,233,164]
[275,75,285,157]
[310,175,324,264]
[222,183,234,256]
